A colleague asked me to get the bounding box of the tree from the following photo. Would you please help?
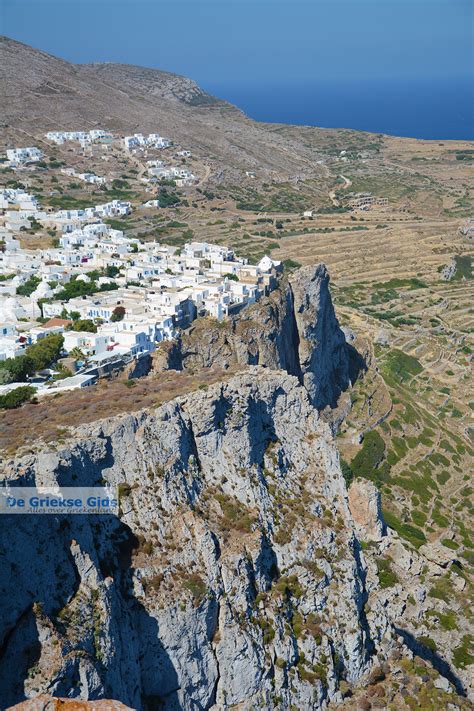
[71,319,97,333]
[0,355,35,383]
[112,178,130,190]
[224,273,239,282]
[0,369,13,385]
[111,306,126,322]
[26,334,64,371]
[0,386,36,410]
[16,276,41,296]
[54,276,118,302]
[70,347,85,360]
[106,265,120,278]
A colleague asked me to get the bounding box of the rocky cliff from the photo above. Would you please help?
[0,369,393,710]
[159,264,352,411]
[0,266,468,711]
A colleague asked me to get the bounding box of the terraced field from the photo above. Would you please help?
[271,210,473,683]
[272,213,473,544]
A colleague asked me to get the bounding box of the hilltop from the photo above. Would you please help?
[0,35,328,182]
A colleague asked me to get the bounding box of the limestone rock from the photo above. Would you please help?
[419,542,459,568]
[348,479,386,541]
[174,264,352,411]
[289,264,350,409]
[0,368,383,710]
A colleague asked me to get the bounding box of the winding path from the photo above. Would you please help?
[329,174,352,206]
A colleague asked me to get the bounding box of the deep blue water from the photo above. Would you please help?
[204,77,474,140]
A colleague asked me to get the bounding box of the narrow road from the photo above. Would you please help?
[329,174,352,206]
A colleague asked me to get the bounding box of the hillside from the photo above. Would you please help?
[0,36,329,182]
[0,36,473,711]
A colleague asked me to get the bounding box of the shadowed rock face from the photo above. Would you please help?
[168,264,351,411]
[0,369,387,710]
[288,264,350,410]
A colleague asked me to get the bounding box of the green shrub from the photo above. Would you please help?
[157,187,181,207]
[441,538,459,550]
[215,492,256,533]
[275,574,304,599]
[351,430,386,481]
[118,482,132,498]
[440,439,455,453]
[55,277,119,302]
[16,275,41,296]
[412,510,427,527]
[182,573,207,604]
[452,635,474,669]
[436,471,451,485]
[432,509,450,528]
[376,557,399,588]
[418,635,438,653]
[392,436,408,457]
[428,577,451,602]
[283,259,302,270]
[340,458,353,487]
[381,349,423,383]
[383,509,427,548]
[70,319,97,333]
[0,385,36,409]
[426,609,458,631]
[26,334,64,371]
[111,306,126,322]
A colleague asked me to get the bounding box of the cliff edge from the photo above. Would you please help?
[160,263,352,411]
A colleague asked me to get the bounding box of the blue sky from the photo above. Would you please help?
[1,0,472,88]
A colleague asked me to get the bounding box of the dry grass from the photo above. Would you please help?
[0,365,238,455]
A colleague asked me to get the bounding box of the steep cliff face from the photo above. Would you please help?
[289,265,351,410]
[161,264,351,411]
[0,370,392,710]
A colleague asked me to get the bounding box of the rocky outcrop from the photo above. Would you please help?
[124,353,152,380]
[174,278,300,373]
[348,479,386,541]
[0,369,390,710]
[158,264,352,411]
[441,257,457,281]
[289,264,350,410]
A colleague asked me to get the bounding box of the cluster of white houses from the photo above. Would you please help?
[123,133,172,151]
[147,162,196,186]
[1,186,132,233]
[8,129,171,157]
[0,188,40,212]
[61,167,106,186]
[0,207,281,391]
[45,130,112,146]
[0,131,277,394]
[6,147,44,165]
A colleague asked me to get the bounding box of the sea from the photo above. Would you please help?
[204,77,474,140]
